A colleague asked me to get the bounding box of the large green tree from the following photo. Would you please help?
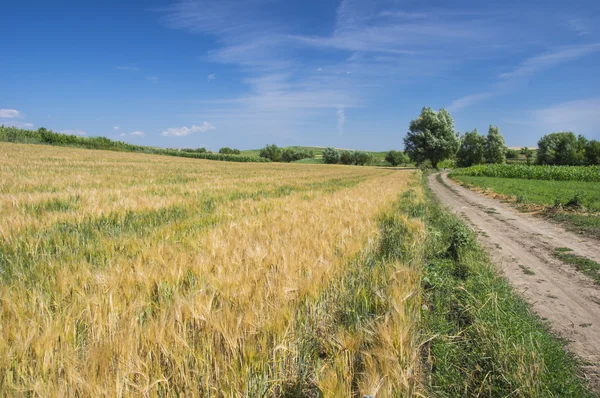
[484,125,507,164]
[456,129,485,167]
[585,140,600,165]
[537,132,587,165]
[322,147,340,164]
[259,144,282,162]
[404,107,459,169]
[385,150,409,167]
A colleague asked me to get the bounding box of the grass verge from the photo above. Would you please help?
[555,248,600,285]
[451,175,600,239]
[412,176,593,396]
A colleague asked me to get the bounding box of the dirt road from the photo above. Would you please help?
[429,172,600,389]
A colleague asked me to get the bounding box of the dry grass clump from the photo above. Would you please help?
[0,143,424,396]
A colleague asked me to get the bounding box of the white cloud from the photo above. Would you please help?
[533,98,600,136]
[208,74,216,81]
[0,120,34,129]
[146,76,159,82]
[0,109,21,118]
[567,18,589,37]
[120,131,146,137]
[447,43,600,112]
[61,130,87,136]
[163,0,600,141]
[447,92,494,112]
[161,122,216,137]
[336,106,346,136]
[113,126,120,130]
[499,43,600,80]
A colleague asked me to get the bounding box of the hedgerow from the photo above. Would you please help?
[0,126,269,163]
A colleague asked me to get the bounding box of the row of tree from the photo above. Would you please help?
[322,148,375,166]
[537,132,600,166]
[259,144,315,162]
[455,126,507,167]
[403,107,600,168]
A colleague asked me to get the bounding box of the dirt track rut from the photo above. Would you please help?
[429,172,600,389]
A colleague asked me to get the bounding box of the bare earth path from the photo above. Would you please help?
[429,172,600,390]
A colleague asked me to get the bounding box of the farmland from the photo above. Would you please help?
[0,142,425,395]
[450,164,600,238]
[450,164,600,182]
[0,143,591,396]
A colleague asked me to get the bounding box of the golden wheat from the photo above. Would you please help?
[0,143,425,396]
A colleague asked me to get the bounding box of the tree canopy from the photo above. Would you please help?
[403,107,459,169]
[456,129,485,167]
[537,132,588,165]
[385,150,409,167]
[484,125,507,164]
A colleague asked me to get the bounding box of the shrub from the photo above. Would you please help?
[385,150,409,167]
[353,151,373,166]
[281,147,314,163]
[322,147,340,164]
[537,132,587,166]
[585,140,600,165]
[506,149,519,159]
[219,147,241,155]
[339,150,353,165]
[0,126,268,163]
[259,144,282,162]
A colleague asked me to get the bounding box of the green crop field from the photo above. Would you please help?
[451,176,600,211]
[451,164,600,182]
[451,175,600,238]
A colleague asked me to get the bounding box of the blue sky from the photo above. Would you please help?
[1,0,599,150]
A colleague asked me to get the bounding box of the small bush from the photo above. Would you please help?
[322,147,340,164]
[259,144,282,162]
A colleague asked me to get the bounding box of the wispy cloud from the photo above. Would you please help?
[447,92,494,112]
[120,131,146,137]
[163,0,600,142]
[499,43,600,80]
[146,76,159,82]
[208,74,216,81]
[533,98,600,136]
[567,18,589,37]
[0,121,33,129]
[161,122,216,137]
[0,109,21,118]
[336,106,346,136]
[113,126,120,130]
[447,43,600,111]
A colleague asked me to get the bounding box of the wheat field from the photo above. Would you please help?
[0,143,425,397]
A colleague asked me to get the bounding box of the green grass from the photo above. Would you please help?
[519,264,536,275]
[451,175,600,238]
[554,248,600,285]
[451,176,600,212]
[404,179,593,397]
[551,214,600,239]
